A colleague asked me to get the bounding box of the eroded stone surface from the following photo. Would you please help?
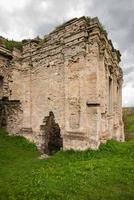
[0,17,124,152]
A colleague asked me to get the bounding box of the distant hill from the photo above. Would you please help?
[123,107,134,115]
[123,107,134,140]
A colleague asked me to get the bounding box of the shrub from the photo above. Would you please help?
[100,23,108,36]
[85,16,91,24]
[4,39,23,51]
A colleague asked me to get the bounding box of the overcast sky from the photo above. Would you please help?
[0,0,134,107]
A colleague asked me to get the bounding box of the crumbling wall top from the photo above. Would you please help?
[0,46,12,59]
[0,16,121,64]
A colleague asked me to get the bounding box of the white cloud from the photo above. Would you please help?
[0,0,28,11]
[123,83,134,107]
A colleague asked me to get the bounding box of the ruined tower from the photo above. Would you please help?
[0,17,124,153]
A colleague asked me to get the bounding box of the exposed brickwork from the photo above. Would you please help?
[0,17,124,152]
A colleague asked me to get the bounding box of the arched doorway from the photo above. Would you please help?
[40,111,63,155]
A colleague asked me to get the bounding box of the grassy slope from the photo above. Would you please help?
[124,114,134,133]
[0,129,134,200]
[123,108,134,133]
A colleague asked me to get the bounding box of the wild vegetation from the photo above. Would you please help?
[0,129,134,200]
[1,16,108,49]
[54,16,108,36]
[123,108,134,132]
[123,107,134,140]
[124,114,134,133]
[100,24,108,36]
[4,39,22,51]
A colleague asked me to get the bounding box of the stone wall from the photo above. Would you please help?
[0,16,124,152]
[0,97,23,134]
[0,48,23,134]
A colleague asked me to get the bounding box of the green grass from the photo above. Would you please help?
[123,113,134,133]
[0,129,134,200]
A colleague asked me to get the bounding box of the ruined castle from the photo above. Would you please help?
[0,17,124,154]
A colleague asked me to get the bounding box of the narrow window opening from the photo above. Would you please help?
[108,77,112,113]
[117,85,119,105]
[0,76,4,99]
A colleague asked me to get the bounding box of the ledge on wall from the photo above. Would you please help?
[86,101,100,107]
[0,46,12,59]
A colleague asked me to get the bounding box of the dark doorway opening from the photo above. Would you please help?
[0,97,8,128]
[41,111,63,155]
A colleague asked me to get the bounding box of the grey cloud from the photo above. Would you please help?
[124,66,134,76]
[83,0,134,53]
[0,0,134,106]
[0,7,11,33]
[0,0,83,39]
